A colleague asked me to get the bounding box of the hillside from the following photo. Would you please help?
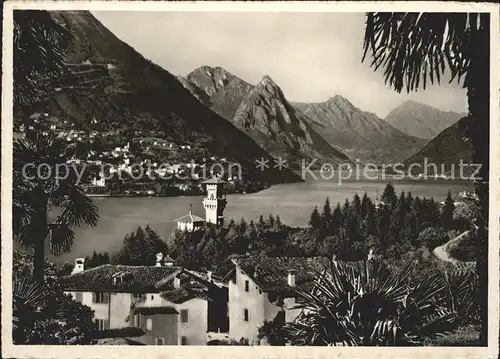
[403,116,473,176]
[185,66,253,120]
[36,11,300,184]
[232,76,353,169]
[294,96,428,164]
[385,100,465,139]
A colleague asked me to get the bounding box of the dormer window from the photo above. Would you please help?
[113,276,122,285]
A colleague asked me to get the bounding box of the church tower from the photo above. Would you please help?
[202,178,227,226]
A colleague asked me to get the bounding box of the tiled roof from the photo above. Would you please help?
[160,287,209,304]
[134,306,179,315]
[174,212,206,223]
[201,177,226,184]
[62,265,182,292]
[232,256,331,293]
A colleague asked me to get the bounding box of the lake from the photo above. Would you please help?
[47,174,473,263]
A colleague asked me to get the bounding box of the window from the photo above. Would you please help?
[244,309,249,322]
[93,292,108,303]
[151,295,154,300]
[113,276,122,285]
[155,337,165,345]
[181,336,187,345]
[146,318,153,331]
[133,293,143,299]
[276,310,286,324]
[181,309,189,323]
[134,314,141,327]
[95,319,108,330]
[75,292,83,302]
[244,280,249,292]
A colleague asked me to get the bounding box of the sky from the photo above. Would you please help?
[92,11,467,118]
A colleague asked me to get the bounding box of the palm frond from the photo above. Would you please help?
[362,12,487,93]
[14,10,71,107]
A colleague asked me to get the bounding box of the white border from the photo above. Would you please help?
[2,2,499,358]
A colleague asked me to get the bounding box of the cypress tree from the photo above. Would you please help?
[441,190,456,231]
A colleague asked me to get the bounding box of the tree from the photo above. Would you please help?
[14,11,71,111]
[13,132,99,282]
[309,206,321,230]
[441,190,456,231]
[112,226,168,266]
[13,251,95,344]
[282,260,470,346]
[363,12,490,343]
[381,183,397,207]
[417,227,449,250]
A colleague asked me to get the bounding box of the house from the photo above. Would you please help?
[62,253,229,345]
[222,256,330,345]
[175,211,205,232]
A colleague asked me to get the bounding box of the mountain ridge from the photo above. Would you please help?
[384,100,465,139]
[39,11,301,184]
[292,96,428,164]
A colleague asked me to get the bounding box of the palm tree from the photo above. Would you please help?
[283,260,472,346]
[362,12,489,344]
[14,10,71,111]
[13,131,99,282]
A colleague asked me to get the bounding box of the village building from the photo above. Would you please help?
[176,177,227,231]
[222,256,330,345]
[62,253,229,345]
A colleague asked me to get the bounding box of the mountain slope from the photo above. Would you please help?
[232,76,353,169]
[185,66,253,120]
[41,11,300,184]
[403,116,473,176]
[384,100,465,139]
[294,96,428,164]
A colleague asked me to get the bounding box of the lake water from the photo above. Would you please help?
[47,174,473,262]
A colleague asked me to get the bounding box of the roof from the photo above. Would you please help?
[174,212,205,223]
[160,287,209,304]
[230,256,331,293]
[62,265,182,292]
[201,177,226,185]
[134,306,179,315]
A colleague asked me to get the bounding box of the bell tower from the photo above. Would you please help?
[202,178,227,226]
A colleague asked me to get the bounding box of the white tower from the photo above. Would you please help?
[202,178,227,226]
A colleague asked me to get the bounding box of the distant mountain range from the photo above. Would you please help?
[292,97,428,164]
[403,116,473,176]
[37,11,300,184]
[31,11,467,178]
[182,67,352,169]
[384,100,465,139]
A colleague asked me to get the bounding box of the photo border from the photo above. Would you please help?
[2,1,499,358]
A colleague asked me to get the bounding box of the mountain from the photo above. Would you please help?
[384,100,465,139]
[294,96,428,164]
[231,76,353,169]
[184,66,253,120]
[37,11,300,184]
[403,116,473,176]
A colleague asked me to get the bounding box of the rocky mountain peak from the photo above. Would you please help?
[327,95,354,109]
[255,75,283,97]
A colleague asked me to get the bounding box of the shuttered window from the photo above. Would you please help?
[93,292,109,303]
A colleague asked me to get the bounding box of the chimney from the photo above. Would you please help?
[155,252,164,267]
[287,269,296,287]
[72,258,85,274]
[174,276,181,289]
[207,270,213,281]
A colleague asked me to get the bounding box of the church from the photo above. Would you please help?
[175,177,227,232]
